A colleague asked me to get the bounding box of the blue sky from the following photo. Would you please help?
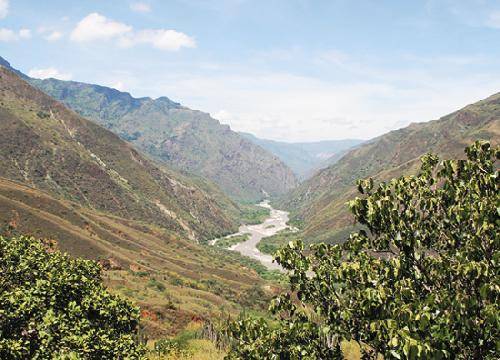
[1,0,500,141]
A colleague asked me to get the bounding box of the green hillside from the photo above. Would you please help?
[280,92,500,244]
[0,65,283,339]
[0,55,299,202]
[0,66,242,241]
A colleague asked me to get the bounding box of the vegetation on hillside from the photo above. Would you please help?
[12,57,298,202]
[281,92,500,244]
[227,141,499,359]
[0,176,280,341]
[0,235,145,358]
[256,229,299,255]
[0,66,239,242]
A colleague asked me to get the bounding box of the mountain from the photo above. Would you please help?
[0,65,280,336]
[0,65,242,242]
[240,132,363,179]
[281,93,500,243]
[0,56,298,202]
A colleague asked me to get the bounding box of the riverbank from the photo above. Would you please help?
[212,200,291,271]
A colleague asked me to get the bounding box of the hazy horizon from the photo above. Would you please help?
[2,0,500,142]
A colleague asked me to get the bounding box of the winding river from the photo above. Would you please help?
[213,200,290,271]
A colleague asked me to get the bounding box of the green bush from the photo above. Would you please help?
[227,141,499,359]
[215,234,250,248]
[146,278,166,292]
[240,206,270,225]
[0,235,145,359]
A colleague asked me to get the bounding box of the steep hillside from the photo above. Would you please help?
[241,132,363,178]
[281,93,500,243]
[0,55,299,202]
[0,65,282,337]
[0,176,277,337]
[0,66,239,241]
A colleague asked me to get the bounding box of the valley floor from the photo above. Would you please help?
[212,200,293,271]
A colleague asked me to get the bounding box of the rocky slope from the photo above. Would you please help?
[0,55,299,202]
[0,66,240,241]
[281,93,500,243]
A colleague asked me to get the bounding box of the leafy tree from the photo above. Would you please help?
[227,141,499,359]
[0,235,145,359]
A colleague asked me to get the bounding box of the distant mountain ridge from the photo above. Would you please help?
[0,56,298,201]
[281,92,500,243]
[240,133,363,179]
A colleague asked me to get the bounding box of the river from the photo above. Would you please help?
[212,200,291,271]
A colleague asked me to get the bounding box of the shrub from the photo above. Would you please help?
[227,141,499,359]
[0,235,145,359]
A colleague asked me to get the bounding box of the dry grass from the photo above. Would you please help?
[0,177,274,338]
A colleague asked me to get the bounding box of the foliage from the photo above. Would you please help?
[240,205,271,225]
[151,325,227,359]
[280,92,500,245]
[215,234,250,249]
[227,141,500,359]
[256,229,299,255]
[147,278,167,292]
[0,235,145,359]
[219,248,286,283]
[153,338,192,358]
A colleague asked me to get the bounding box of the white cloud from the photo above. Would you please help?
[70,13,132,42]
[486,10,500,29]
[0,28,32,42]
[0,28,16,42]
[213,109,233,123]
[139,61,500,142]
[111,81,125,91]
[130,2,151,13]
[28,67,72,80]
[45,31,63,41]
[0,0,8,19]
[119,29,196,51]
[70,13,195,51]
[19,28,31,39]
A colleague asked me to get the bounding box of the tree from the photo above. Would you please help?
[227,141,499,359]
[0,235,145,359]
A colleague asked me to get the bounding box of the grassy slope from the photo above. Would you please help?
[0,66,241,241]
[281,92,500,244]
[25,75,298,202]
[0,177,277,338]
[0,67,285,337]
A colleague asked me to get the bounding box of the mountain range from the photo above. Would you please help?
[0,57,298,202]
[240,133,363,178]
[280,92,500,244]
[2,52,499,340]
[0,62,283,336]
[0,65,243,241]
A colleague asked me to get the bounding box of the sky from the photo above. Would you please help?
[1,0,500,142]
